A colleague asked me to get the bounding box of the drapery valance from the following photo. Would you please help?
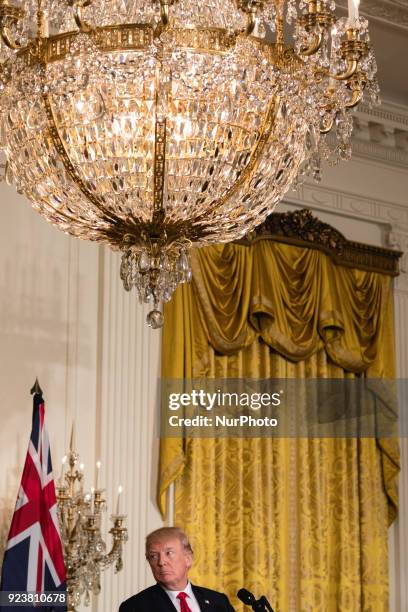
[190,241,393,373]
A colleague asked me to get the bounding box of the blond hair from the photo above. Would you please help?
[145,527,193,554]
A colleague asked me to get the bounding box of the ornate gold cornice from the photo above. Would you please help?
[238,208,402,276]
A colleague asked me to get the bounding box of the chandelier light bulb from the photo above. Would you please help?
[0,0,378,326]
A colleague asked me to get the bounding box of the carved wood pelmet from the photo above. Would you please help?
[238,208,402,276]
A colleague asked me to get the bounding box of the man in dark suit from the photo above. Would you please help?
[119,527,235,611]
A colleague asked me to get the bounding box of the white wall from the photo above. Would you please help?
[0,99,407,611]
[0,189,164,611]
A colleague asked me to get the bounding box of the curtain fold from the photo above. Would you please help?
[159,241,399,611]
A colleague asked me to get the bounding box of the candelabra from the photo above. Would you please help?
[56,446,127,612]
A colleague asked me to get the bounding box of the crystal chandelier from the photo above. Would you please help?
[0,0,378,327]
[56,444,127,611]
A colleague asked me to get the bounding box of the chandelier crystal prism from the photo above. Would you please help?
[0,0,378,327]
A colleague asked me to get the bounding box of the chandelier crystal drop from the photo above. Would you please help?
[0,0,378,326]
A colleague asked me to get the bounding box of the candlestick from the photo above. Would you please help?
[116,486,123,515]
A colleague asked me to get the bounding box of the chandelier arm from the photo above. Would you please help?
[299,31,322,56]
[330,59,358,81]
[345,87,363,108]
[0,1,25,48]
[104,534,124,563]
[43,93,121,227]
[194,96,280,224]
[0,25,21,48]
[69,0,93,33]
[319,114,335,134]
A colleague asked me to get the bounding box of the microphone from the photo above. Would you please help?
[237,588,274,612]
[237,589,256,605]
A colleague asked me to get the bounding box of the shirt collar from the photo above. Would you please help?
[162,580,194,603]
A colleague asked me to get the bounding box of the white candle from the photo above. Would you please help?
[69,422,75,452]
[348,0,360,26]
[59,455,67,483]
[90,487,95,514]
[79,463,84,490]
[116,485,123,515]
[95,460,101,490]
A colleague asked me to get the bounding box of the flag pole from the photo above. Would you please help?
[30,378,43,396]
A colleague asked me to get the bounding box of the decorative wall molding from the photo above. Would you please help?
[357,101,408,130]
[285,182,408,228]
[349,135,408,169]
[348,101,408,169]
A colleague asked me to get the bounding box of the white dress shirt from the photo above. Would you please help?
[163,581,201,612]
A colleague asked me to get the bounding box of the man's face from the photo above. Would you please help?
[146,537,192,591]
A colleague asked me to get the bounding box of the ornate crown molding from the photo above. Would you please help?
[239,209,402,276]
[350,101,408,169]
[356,101,408,130]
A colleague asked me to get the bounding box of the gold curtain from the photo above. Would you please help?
[159,241,400,611]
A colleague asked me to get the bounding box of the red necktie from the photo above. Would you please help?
[177,591,192,612]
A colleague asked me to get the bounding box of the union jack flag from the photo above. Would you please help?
[0,385,66,610]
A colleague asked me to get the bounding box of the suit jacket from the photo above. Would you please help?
[119,583,235,611]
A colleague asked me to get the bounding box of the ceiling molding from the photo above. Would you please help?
[342,100,408,169]
[356,101,408,130]
[349,136,408,169]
